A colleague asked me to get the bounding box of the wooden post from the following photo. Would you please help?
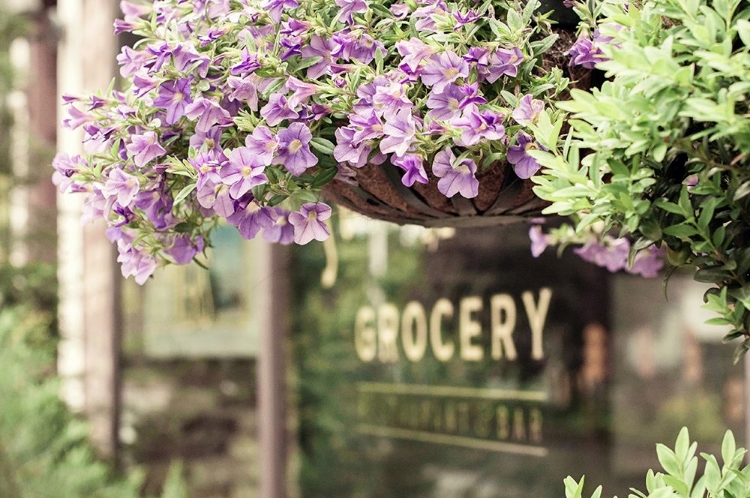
[259,244,289,498]
[56,0,121,460]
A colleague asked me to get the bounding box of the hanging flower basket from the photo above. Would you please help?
[52,0,594,284]
[322,159,546,228]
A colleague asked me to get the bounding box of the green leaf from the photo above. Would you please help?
[657,444,682,477]
[309,137,336,156]
[722,430,737,467]
[311,167,339,188]
[173,184,197,206]
[694,266,731,283]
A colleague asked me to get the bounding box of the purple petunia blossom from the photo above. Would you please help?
[426,84,465,122]
[334,127,374,167]
[272,123,318,175]
[512,94,544,126]
[421,51,470,93]
[286,77,321,108]
[432,147,479,198]
[116,243,157,285]
[453,9,480,26]
[568,37,599,68]
[153,78,192,125]
[263,0,300,22]
[380,109,417,157]
[222,147,268,199]
[300,35,336,79]
[372,80,413,118]
[126,131,167,167]
[349,109,384,143]
[574,237,630,272]
[165,234,205,265]
[260,93,300,126]
[396,38,436,73]
[190,125,224,153]
[227,75,260,111]
[392,153,429,187]
[453,109,506,146]
[288,202,331,244]
[629,246,665,278]
[529,225,551,257]
[507,131,544,179]
[335,0,368,24]
[244,126,278,165]
[184,97,232,134]
[230,47,262,75]
[228,200,276,239]
[116,46,150,78]
[262,207,295,245]
[486,46,524,82]
[103,168,140,207]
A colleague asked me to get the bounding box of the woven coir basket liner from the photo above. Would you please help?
[322,28,590,228]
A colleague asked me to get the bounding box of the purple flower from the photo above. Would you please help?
[463,46,490,67]
[116,46,149,77]
[335,0,368,24]
[62,105,92,130]
[260,93,300,126]
[512,94,544,126]
[288,202,331,244]
[421,51,470,92]
[507,131,544,179]
[574,237,630,272]
[629,246,665,278]
[453,109,505,146]
[486,47,524,82]
[126,131,166,167]
[117,244,157,285]
[568,37,599,69]
[227,75,260,111]
[165,234,204,264]
[529,225,550,257]
[334,127,374,167]
[262,208,295,244]
[396,38,436,73]
[263,0,300,22]
[228,201,276,239]
[300,35,336,79]
[372,80,413,117]
[426,84,465,122]
[222,147,268,199]
[432,147,479,198]
[453,9,480,25]
[286,77,320,108]
[153,78,192,125]
[272,123,318,175]
[184,97,232,134]
[230,47,262,75]
[189,125,224,153]
[380,109,417,157]
[244,126,278,165]
[349,109,384,142]
[392,153,429,187]
[103,168,140,207]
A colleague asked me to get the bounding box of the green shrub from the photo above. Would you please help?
[566,428,750,498]
[0,306,186,498]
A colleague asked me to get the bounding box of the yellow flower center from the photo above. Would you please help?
[443,67,459,79]
[289,139,303,153]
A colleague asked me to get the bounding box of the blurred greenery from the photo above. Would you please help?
[0,5,186,497]
[0,301,187,498]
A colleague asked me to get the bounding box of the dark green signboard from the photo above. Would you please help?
[292,218,743,498]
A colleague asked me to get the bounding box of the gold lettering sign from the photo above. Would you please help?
[354,288,552,363]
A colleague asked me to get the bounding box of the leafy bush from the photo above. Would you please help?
[565,428,750,498]
[0,306,186,498]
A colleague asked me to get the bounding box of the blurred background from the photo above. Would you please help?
[0,2,747,498]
